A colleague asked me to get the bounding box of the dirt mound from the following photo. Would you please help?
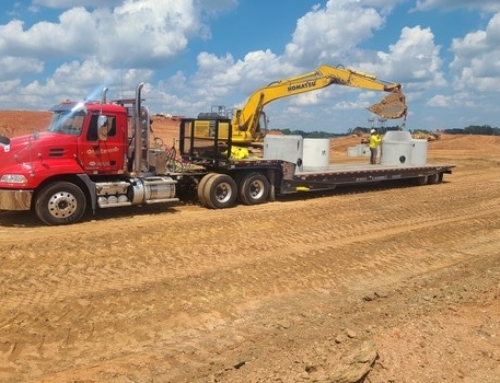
[0,110,52,137]
[428,133,500,151]
[149,114,182,148]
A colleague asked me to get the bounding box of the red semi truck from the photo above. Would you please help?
[0,83,454,225]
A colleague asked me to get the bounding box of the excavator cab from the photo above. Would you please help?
[254,112,268,139]
[197,105,228,120]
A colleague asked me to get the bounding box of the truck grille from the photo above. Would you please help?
[49,148,65,157]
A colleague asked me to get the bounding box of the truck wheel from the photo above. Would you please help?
[203,174,237,209]
[197,173,217,207]
[35,182,86,225]
[239,173,270,205]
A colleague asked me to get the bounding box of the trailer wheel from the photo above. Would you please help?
[427,173,439,185]
[203,174,237,209]
[414,175,428,186]
[197,173,217,207]
[35,182,86,225]
[239,173,270,205]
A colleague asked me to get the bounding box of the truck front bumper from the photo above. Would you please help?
[0,189,33,211]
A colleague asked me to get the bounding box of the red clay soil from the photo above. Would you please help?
[0,111,499,383]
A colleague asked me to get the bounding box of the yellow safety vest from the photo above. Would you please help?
[369,134,381,149]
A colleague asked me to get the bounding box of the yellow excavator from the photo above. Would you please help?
[193,64,407,146]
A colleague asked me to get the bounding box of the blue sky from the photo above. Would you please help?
[1,0,499,133]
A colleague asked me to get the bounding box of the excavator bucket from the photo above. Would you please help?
[367,88,407,119]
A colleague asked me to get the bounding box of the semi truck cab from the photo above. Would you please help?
[0,84,178,225]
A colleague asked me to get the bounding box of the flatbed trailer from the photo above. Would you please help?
[177,119,455,209]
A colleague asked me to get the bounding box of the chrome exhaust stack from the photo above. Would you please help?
[101,87,108,104]
[134,82,145,174]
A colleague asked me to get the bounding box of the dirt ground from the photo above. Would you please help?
[0,111,499,383]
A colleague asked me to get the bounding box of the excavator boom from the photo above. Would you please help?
[231,64,407,144]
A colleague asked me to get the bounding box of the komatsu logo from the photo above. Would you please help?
[288,80,316,92]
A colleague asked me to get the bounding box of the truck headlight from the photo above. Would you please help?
[0,174,28,184]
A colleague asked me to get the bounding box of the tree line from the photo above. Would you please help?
[441,125,500,136]
[274,125,500,137]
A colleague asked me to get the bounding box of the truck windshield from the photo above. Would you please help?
[47,111,86,136]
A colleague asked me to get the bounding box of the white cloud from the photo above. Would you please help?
[0,57,44,81]
[0,9,99,59]
[284,0,387,66]
[414,0,500,12]
[427,94,452,107]
[288,91,323,106]
[191,49,294,106]
[0,0,239,112]
[0,79,22,95]
[186,1,410,114]
[6,59,154,110]
[32,0,122,9]
[450,13,500,92]
[1,1,207,67]
[394,28,446,87]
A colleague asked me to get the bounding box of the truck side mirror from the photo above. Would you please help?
[97,115,108,140]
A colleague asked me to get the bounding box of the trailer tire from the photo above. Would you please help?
[197,173,217,208]
[268,183,276,202]
[239,172,270,205]
[35,182,86,225]
[427,173,440,185]
[203,174,237,209]
[414,175,428,186]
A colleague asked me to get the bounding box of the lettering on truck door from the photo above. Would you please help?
[80,114,125,174]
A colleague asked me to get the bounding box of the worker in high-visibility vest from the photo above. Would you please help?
[369,129,382,164]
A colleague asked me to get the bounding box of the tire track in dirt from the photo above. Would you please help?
[0,178,496,298]
[1,185,499,318]
[3,117,500,381]
[1,163,500,381]
[0,208,496,303]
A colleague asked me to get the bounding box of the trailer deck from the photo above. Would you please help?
[297,162,454,175]
[279,161,455,194]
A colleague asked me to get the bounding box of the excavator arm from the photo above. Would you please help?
[231,64,407,144]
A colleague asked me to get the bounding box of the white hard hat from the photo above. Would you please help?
[370,129,376,134]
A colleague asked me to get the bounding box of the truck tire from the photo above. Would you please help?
[239,172,270,205]
[203,174,237,209]
[197,173,217,208]
[35,182,86,225]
